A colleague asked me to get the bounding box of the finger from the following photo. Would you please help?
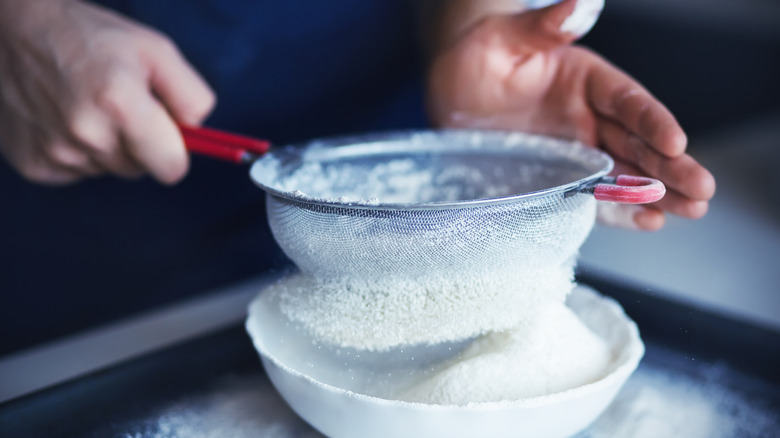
[599,118,716,201]
[31,166,84,185]
[654,188,710,219]
[13,152,87,185]
[612,159,709,220]
[140,32,216,125]
[121,95,189,185]
[548,0,604,38]
[45,141,103,176]
[98,75,189,184]
[597,202,665,231]
[634,206,665,231]
[66,106,146,178]
[586,56,687,158]
[501,0,604,51]
[99,144,146,179]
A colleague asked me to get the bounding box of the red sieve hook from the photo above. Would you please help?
[593,175,666,204]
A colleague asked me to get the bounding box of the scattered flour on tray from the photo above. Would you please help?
[121,364,778,438]
[578,365,779,438]
[122,377,322,438]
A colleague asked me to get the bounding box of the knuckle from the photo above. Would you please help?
[66,111,112,151]
[470,16,507,48]
[613,87,640,113]
[627,134,647,162]
[97,151,139,176]
[156,35,179,55]
[46,143,88,168]
[94,74,135,124]
[636,101,655,135]
[541,16,566,39]
[140,27,179,55]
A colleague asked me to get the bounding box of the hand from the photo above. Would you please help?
[0,0,215,185]
[427,0,716,230]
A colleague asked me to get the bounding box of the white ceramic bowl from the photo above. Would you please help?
[246,284,644,438]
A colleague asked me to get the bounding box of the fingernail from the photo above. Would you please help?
[560,0,605,37]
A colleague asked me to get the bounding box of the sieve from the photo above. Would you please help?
[182,127,665,278]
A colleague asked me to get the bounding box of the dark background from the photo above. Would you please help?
[1,0,778,356]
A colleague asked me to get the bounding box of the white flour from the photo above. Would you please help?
[271,261,576,351]
[123,364,778,438]
[262,140,608,403]
[273,158,525,204]
[578,365,779,438]
[397,304,613,404]
[123,377,322,438]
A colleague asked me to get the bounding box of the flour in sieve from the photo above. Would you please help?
[273,158,529,204]
[271,261,576,351]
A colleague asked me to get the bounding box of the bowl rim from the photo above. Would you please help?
[245,283,645,411]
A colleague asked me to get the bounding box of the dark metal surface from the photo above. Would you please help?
[1,274,778,437]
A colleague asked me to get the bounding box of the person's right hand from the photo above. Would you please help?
[0,0,215,185]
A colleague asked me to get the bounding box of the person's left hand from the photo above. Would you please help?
[427,0,716,230]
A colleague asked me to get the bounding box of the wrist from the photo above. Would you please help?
[431,0,524,52]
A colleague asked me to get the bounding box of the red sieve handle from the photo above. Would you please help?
[178,123,271,164]
[593,175,666,204]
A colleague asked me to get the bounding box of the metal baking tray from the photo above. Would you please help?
[1,273,778,437]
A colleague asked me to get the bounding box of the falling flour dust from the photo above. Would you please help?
[271,262,577,351]
[260,146,614,405]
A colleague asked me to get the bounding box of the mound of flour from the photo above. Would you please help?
[397,303,613,404]
[270,261,576,351]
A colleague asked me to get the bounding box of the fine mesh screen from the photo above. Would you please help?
[254,131,610,349]
[268,192,597,278]
[252,131,610,278]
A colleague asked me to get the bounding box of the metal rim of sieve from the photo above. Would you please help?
[248,129,614,211]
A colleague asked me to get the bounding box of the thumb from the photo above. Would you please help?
[509,0,604,50]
